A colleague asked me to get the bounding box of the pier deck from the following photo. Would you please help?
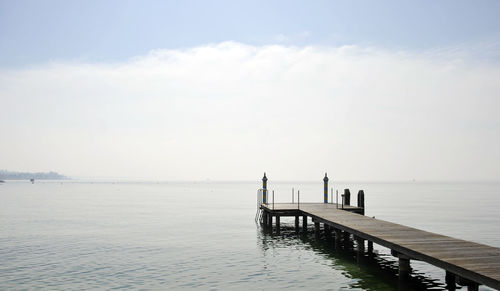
[260,203,500,290]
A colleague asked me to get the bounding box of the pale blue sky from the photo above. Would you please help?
[1,0,500,67]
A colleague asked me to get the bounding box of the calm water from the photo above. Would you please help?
[1,180,499,290]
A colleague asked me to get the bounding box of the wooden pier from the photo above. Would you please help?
[257,174,500,291]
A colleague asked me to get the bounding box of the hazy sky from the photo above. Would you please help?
[1,1,500,181]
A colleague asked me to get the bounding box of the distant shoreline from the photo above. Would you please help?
[0,170,67,180]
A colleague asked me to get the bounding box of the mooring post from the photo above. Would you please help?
[344,189,351,206]
[262,173,268,204]
[398,255,411,278]
[295,215,299,232]
[276,215,280,234]
[323,173,329,203]
[357,190,365,215]
[302,215,307,233]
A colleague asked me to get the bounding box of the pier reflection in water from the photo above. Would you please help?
[258,222,481,291]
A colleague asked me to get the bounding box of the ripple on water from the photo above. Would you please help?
[1,181,499,290]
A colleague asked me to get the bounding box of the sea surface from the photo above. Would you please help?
[1,180,499,290]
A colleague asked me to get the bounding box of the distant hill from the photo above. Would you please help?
[0,170,67,180]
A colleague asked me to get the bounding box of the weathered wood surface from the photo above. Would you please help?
[261,203,500,289]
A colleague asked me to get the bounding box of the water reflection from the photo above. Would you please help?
[257,222,454,291]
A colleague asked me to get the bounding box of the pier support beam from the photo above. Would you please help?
[302,215,307,233]
[262,211,268,227]
[314,221,320,238]
[356,237,365,253]
[356,236,365,263]
[295,215,299,233]
[344,232,352,249]
[334,229,341,249]
[398,255,411,278]
[324,224,332,239]
[367,241,373,254]
[445,271,456,291]
[456,276,479,291]
[268,214,273,229]
[276,215,280,234]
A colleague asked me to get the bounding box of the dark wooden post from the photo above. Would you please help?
[262,173,268,204]
[324,224,331,239]
[302,215,307,233]
[334,228,342,249]
[323,173,329,203]
[356,236,365,253]
[263,211,268,227]
[356,236,365,263]
[344,231,352,249]
[357,190,365,215]
[344,189,351,206]
[456,276,479,291]
[295,215,299,232]
[398,255,410,278]
[367,241,373,254]
[276,215,280,234]
[314,220,320,238]
[445,271,456,291]
[268,213,273,229]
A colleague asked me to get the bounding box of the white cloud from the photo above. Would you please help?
[1,42,499,181]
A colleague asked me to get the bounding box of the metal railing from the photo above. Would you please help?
[256,186,351,224]
[255,189,264,222]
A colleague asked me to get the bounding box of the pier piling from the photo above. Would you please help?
[324,224,332,239]
[398,255,411,278]
[334,228,341,249]
[445,271,456,291]
[367,241,373,254]
[456,276,480,291]
[314,221,320,238]
[356,236,365,253]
